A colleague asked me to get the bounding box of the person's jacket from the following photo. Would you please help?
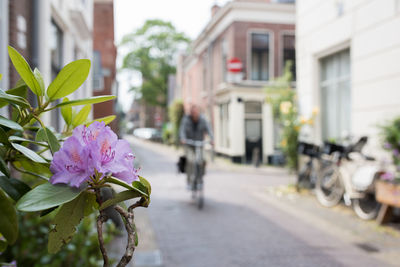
[179,115,213,142]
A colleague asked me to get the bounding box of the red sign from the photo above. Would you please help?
[227,57,243,73]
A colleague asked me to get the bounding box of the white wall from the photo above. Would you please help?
[296,0,400,154]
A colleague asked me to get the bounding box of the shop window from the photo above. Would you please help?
[320,49,351,141]
[245,102,262,114]
[250,33,270,81]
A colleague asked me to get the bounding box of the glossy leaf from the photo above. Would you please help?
[139,176,151,195]
[0,176,31,201]
[61,98,72,125]
[72,105,91,127]
[8,46,41,96]
[0,89,30,108]
[0,157,10,177]
[0,128,9,145]
[36,127,60,155]
[47,59,91,100]
[0,115,23,131]
[48,192,90,254]
[99,190,143,210]
[9,135,48,147]
[11,143,47,163]
[86,115,116,126]
[105,176,135,190]
[33,68,45,96]
[0,84,28,108]
[0,190,18,244]
[55,95,116,108]
[16,183,82,212]
[132,180,149,196]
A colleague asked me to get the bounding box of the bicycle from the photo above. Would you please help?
[184,139,208,209]
[315,137,383,220]
[297,142,321,189]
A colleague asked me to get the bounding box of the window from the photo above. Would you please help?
[93,50,104,91]
[50,20,63,131]
[320,49,351,141]
[250,33,270,81]
[245,102,262,114]
[282,34,296,80]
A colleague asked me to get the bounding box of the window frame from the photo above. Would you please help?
[247,29,274,82]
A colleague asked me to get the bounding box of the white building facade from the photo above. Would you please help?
[296,0,400,152]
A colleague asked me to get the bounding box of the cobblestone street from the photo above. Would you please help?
[119,137,400,267]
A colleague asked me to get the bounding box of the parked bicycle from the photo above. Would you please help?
[185,139,208,209]
[297,142,321,189]
[315,137,384,220]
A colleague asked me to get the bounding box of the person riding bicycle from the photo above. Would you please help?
[179,104,213,189]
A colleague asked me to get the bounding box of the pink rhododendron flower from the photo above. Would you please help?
[50,121,139,187]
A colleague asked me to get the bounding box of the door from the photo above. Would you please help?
[245,119,262,163]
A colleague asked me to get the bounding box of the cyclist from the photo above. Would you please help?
[179,104,213,189]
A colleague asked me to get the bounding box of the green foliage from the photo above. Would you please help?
[168,100,184,145]
[380,117,400,182]
[47,59,91,100]
[265,61,299,170]
[121,19,190,107]
[0,190,18,245]
[16,183,82,212]
[0,46,150,265]
[0,213,113,267]
[48,192,95,254]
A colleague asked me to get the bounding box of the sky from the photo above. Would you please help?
[114,0,230,111]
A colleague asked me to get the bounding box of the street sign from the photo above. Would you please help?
[227,57,243,73]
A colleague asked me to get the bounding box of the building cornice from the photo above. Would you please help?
[183,1,295,70]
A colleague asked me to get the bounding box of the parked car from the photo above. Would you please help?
[133,128,162,142]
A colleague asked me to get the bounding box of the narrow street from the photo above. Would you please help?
[125,137,397,267]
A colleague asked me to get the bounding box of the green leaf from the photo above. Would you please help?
[9,135,48,147]
[61,98,72,125]
[55,95,116,108]
[132,180,149,196]
[0,190,18,244]
[72,105,91,127]
[0,84,27,108]
[36,127,60,155]
[47,59,91,100]
[99,190,143,210]
[11,143,47,163]
[86,115,116,126]
[0,128,9,145]
[33,68,45,96]
[105,176,135,190]
[8,46,41,96]
[0,115,23,131]
[48,192,90,254]
[139,176,151,195]
[0,89,30,108]
[16,183,82,212]
[0,157,10,177]
[0,176,31,201]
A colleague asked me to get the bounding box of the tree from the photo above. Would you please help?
[120,20,190,108]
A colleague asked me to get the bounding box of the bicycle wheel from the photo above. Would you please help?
[352,194,380,220]
[315,165,344,207]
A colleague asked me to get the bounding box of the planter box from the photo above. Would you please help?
[376,180,400,208]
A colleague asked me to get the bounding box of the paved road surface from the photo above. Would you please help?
[128,137,390,267]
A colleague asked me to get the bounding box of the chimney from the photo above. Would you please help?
[211,4,220,17]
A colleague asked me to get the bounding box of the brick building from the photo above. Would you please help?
[92,0,118,133]
[0,0,94,129]
[177,0,295,163]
